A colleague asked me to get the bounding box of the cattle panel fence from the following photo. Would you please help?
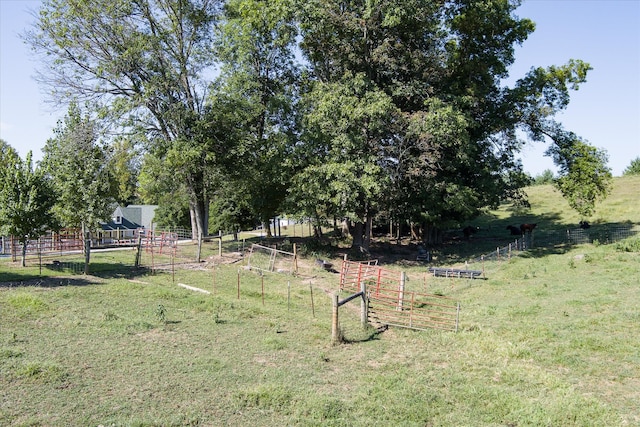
[340,258,460,332]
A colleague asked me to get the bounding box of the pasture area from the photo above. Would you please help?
[1,176,639,426]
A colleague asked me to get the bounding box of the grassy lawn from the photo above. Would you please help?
[1,176,639,426]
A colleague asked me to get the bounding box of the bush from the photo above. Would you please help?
[623,157,640,176]
[615,237,640,252]
[532,169,555,185]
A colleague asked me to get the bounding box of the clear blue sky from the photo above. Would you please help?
[1,0,639,176]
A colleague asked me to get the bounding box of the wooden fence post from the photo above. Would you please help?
[409,292,415,328]
[397,271,406,311]
[360,279,368,327]
[38,237,42,275]
[237,270,240,299]
[331,293,340,345]
[134,235,143,267]
[84,232,91,275]
[196,232,203,263]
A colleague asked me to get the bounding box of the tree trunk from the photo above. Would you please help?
[196,231,202,263]
[84,233,91,275]
[410,222,420,241]
[188,176,209,240]
[189,205,198,241]
[341,218,350,238]
[422,224,443,245]
[351,221,364,251]
[189,199,208,241]
[363,214,372,252]
[82,222,91,275]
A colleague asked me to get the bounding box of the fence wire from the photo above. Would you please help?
[455,224,640,277]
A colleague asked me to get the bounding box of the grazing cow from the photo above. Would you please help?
[520,223,537,234]
[506,225,521,236]
[462,225,479,239]
[579,220,590,229]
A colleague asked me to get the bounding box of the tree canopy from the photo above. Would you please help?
[25,0,611,247]
[26,0,222,240]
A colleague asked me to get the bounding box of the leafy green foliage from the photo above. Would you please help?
[208,188,257,234]
[212,0,299,233]
[26,0,610,247]
[0,151,57,266]
[549,138,612,217]
[291,73,397,248]
[138,149,192,229]
[109,136,140,206]
[295,0,579,244]
[614,236,640,252]
[531,169,555,186]
[41,103,116,233]
[0,139,19,181]
[623,157,640,176]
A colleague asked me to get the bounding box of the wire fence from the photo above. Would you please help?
[2,223,638,278]
[448,224,640,278]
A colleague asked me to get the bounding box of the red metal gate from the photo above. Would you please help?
[340,259,459,332]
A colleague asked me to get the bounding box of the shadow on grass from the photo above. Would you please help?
[341,325,387,344]
[0,276,100,288]
[368,217,639,266]
[0,262,151,288]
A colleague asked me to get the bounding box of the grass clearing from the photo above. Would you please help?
[1,176,639,425]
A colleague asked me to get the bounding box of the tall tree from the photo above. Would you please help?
[291,73,397,250]
[41,103,116,273]
[0,151,57,266]
[213,0,299,235]
[548,136,612,218]
[26,0,222,240]
[297,0,607,244]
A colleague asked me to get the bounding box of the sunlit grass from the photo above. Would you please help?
[0,176,638,425]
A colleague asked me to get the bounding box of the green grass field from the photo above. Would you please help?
[1,176,639,426]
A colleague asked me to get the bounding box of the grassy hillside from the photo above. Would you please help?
[0,176,638,426]
[422,175,640,265]
[483,174,640,229]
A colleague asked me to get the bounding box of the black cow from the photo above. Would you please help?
[506,225,521,236]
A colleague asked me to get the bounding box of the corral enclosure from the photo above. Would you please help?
[0,176,639,425]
